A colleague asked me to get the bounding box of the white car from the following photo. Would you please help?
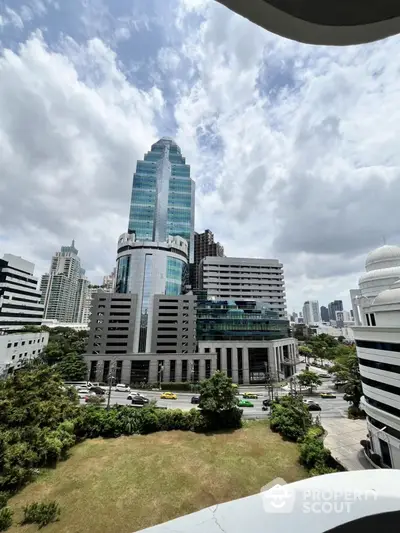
[77,387,90,394]
[127,391,139,400]
[115,383,131,393]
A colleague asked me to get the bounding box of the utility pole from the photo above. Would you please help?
[106,357,117,410]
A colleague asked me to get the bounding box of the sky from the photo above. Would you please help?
[1,0,400,313]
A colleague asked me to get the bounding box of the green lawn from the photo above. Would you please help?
[8,421,307,533]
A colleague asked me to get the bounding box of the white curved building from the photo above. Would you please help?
[351,245,400,468]
[116,232,190,353]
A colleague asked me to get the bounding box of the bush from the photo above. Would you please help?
[85,395,105,405]
[0,493,9,510]
[269,396,312,441]
[22,501,60,528]
[0,507,13,531]
[299,433,331,469]
[309,462,338,476]
[348,405,366,419]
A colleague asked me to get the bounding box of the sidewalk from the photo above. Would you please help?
[322,417,372,471]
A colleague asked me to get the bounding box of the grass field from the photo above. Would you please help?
[8,421,307,533]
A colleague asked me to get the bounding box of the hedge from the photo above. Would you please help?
[74,405,242,439]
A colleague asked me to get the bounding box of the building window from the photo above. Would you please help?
[102,360,110,383]
[89,361,98,381]
[356,339,400,352]
[226,348,232,378]
[205,359,211,379]
[359,357,400,374]
[361,375,400,396]
[366,314,370,326]
[204,347,210,353]
[158,360,165,383]
[170,360,176,382]
[7,343,11,348]
[370,313,376,326]
[139,254,153,352]
[115,361,123,383]
[22,341,25,346]
[14,342,18,347]
[193,360,200,382]
[238,348,243,385]
[29,340,32,345]
[32,350,36,355]
[364,394,400,419]
[216,348,221,371]
[182,360,188,382]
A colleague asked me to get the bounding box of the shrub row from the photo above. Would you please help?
[74,405,242,439]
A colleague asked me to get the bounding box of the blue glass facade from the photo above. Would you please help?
[128,137,194,260]
[165,257,189,296]
[196,300,291,342]
[138,254,153,352]
[115,255,130,293]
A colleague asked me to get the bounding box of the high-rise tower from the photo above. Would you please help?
[128,137,195,262]
[40,241,87,323]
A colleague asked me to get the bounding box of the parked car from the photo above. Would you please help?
[160,392,177,400]
[127,391,139,400]
[77,387,91,396]
[307,402,321,411]
[115,383,131,393]
[191,395,200,404]
[238,399,254,407]
[320,392,336,399]
[89,386,106,395]
[131,395,150,405]
[242,392,258,399]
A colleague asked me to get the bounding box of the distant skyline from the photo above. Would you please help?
[1,0,400,310]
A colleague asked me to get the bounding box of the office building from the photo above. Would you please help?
[351,244,400,468]
[128,137,195,261]
[320,305,330,323]
[0,330,49,374]
[197,298,297,383]
[328,299,343,321]
[40,241,87,323]
[192,230,224,289]
[115,232,190,352]
[200,257,286,318]
[302,300,320,325]
[0,254,44,331]
[102,269,116,292]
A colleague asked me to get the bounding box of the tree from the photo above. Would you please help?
[57,352,87,381]
[0,364,79,491]
[199,371,238,413]
[297,370,322,393]
[299,345,312,363]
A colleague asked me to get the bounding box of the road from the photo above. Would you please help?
[81,387,349,420]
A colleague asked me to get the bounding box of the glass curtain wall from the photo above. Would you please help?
[138,254,153,352]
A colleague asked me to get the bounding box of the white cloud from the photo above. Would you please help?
[0,32,163,281]
[170,0,400,310]
[3,7,24,29]
[4,0,400,313]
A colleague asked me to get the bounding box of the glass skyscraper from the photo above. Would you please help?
[128,137,195,261]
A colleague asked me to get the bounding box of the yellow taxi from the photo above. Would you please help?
[160,391,177,400]
[242,392,259,399]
